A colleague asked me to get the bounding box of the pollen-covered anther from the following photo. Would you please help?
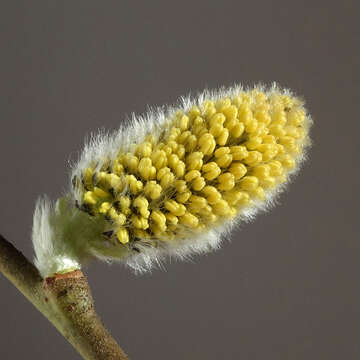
[132,214,149,230]
[217,173,235,191]
[201,186,222,205]
[157,167,175,188]
[133,196,150,218]
[116,228,129,244]
[215,147,232,168]
[179,212,199,228]
[202,162,221,181]
[138,158,156,180]
[126,175,143,194]
[143,181,162,200]
[165,200,186,216]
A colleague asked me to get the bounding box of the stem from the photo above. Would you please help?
[0,233,129,360]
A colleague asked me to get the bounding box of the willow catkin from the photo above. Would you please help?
[32,84,312,276]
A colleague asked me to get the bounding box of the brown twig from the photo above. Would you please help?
[0,233,129,360]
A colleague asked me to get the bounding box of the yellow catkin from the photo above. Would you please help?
[73,87,310,249]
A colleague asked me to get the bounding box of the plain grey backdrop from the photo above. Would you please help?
[0,1,359,359]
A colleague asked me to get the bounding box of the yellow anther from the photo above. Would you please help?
[151,149,168,169]
[174,180,187,193]
[211,199,231,216]
[150,210,167,226]
[132,214,149,230]
[230,122,245,137]
[259,144,279,161]
[244,151,262,166]
[279,136,297,152]
[136,142,152,158]
[229,163,247,180]
[192,176,206,191]
[223,190,243,206]
[217,128,229,145]
[167,140,179,152]
[272,110,287,126]
[143,181,162,200]
[285,125,302,139]
[262,135,277,144]
[168,128,181,141]
[261,176,276,189]
[202,186,222,204]
[83,167,94,189]
[278,154,296,169]
[176,191,191,203]
[189,105,201,119]
[269,124,286,138]
[157,167,175,188]
[116,228,129,244]
[176,144,186,159]
[168,153,179,168]
[164,200,186,216]
[133,196,150,218]
[179,115,190,131]
[222,105,238,120]
[119,196,131,215]
[189,195,207,208]
[99,202,111,214]
[245,118,258,133]
[178,131,191,144]
[251,122,268,137]
[210,113,226,127]
[174,161,185,177]
[123,153,139,173]
[202,162,221,180]
[216,153,232,168]
[186,152,203,171]
[287,108,305,126]
[202,101,217,119]
[239,176,259,191]
[134,229,150,239]
[84,191,97,205]
[165,213,178,225]
[226,191,250,206]
[268,161,283,177]
[198,133,216,155]
[138,157,156,180]
[114,213,127,226]
[185,134,197,152]
[185,170,201,182]
[126,175,143,194]
[252,187,266,200]
[180,212,199,228]
[218,172,235,191]
[230,145,248,160]
[216,97,232,110]
[245,137,262,150]
[93,187,110,199]
[215,147,230,157]
[160,172,175,188]
[107,173,123,192]
[209,122,223,137]
[252,165,270,179]
[112,160,124,176]
[107,208,119,220]
[150,223,164,236]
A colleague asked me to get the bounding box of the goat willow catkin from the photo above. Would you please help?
[32,84,312,276]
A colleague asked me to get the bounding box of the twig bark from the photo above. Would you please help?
[0,233,129,360]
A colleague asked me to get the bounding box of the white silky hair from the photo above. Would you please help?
[32,83,312,277]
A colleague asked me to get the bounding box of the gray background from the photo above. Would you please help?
[0,1,359,359]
